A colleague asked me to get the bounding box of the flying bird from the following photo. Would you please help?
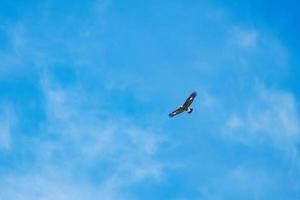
[168,91,197,118]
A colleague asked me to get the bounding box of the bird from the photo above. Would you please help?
[168,91,197,118]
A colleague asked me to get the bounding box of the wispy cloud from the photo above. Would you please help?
[223,84,300,156]
[230,27,259,48]
[0,73,168,199]
[0,103,16,151]
[200,164,274,200]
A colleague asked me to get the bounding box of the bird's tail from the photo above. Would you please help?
[187,108,193,114]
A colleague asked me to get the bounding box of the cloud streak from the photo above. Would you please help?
[223,84,300,160]
[0,73,169,199]
[0,103,16,151]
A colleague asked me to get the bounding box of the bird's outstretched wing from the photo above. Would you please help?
[182,91,197,109]
[168,107,185,118]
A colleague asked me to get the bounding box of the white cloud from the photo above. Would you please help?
[200,92,219,109]
[220,23,289,73]
[223,84,300,156]
[200,165,274,200]
[0,104,16,151]
[0,74,168,199]
[231,27,259,48]
[225,114,243,130]
[0,21,48,77]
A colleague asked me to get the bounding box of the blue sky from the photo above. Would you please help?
[0,0,299,199]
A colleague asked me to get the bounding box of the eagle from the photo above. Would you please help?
[168,91,197,118]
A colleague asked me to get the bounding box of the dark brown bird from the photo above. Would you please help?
[168,91,197,118]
